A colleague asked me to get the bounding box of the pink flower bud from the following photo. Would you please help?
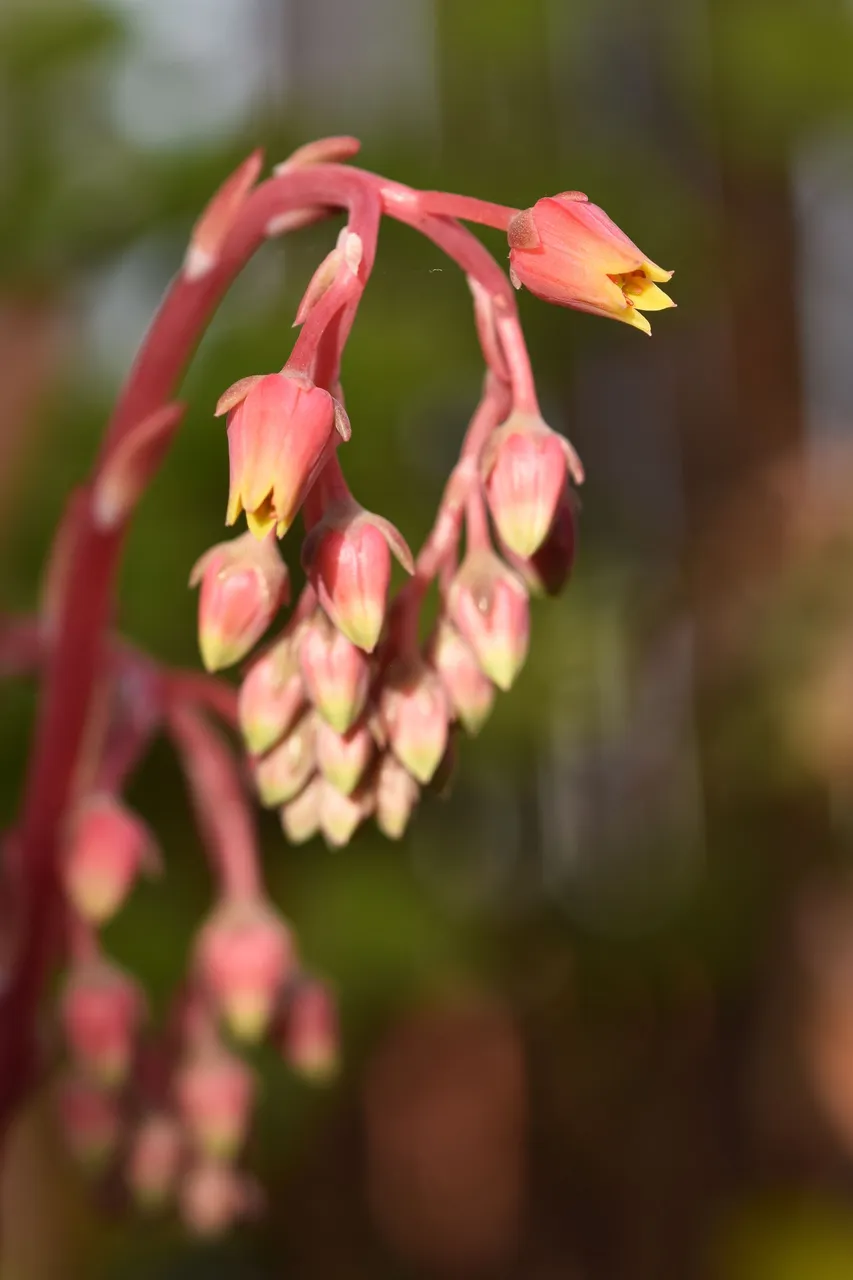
[282,980,339,1081]
[501,485,577,598]
[179,1161,262,1237]
[379,659,451,785]
[319,779,373,848]
[56,1073,121,1169]
[315,718,374,795]
[60,960,145,1087]
[507,193,674,335]
[298,610,371,733]
[238,632,306,756]
[428,619,495,736]
[195,899,294,1042]
[126,1113,183,1209]
[280,775,323,844]
[190,530,289,673]
[481,411,571,558]
[62,793,157,925]
[176,1046,255,1161]
[221,371,348,539]
[253,712,317,808]
[449,551,530,692]
[302,500,413,653]
[374,754,420,840]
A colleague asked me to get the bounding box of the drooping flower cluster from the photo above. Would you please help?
[1,137,672,1235]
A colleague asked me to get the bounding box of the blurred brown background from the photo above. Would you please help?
[5,0,853,1276]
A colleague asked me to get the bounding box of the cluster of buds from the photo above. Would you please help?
[2,137,672,1233]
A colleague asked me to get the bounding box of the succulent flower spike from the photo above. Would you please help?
[302,498,413,653]
[191,530,289,673]
[508,193,674,334]
[481,410,575,559]
[238,632,306,756]
[219,371,349,539]
[501,484,577,598]
[195,899,294,1043]
[428,618,495,736]
[449,550,530,691]
[62,793,158,925]
[298,610,371,732]
[379,659,451,785]
[60,959,145,1087]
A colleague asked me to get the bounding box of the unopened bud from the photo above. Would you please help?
[283,979,339,1081]
[126,1113,183,1209]
[319,779,373,848]
[56,1073,121,1170]
[502,485,577,597]
[195,899,294,1043]
[302,500,413,653]
[62,793,157,925]
[449,550,530,691]
[60,960,145,1087]
[298,611,371,733]
[428,619,495,735]
[238,633,306,756]
[315,718,374,795]
[253,712,317,808]
[379,659,451,785]
[191,530,289,673]
[179,1161,262,1237]
[280,775,323,844]
[481,411,571,558]
[374,754,420,840]
[176,1046,255,1161]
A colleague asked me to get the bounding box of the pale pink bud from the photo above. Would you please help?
[62,793,157,925]
[501,484,577,598]
[428,619,495,736]
[298,610,371,733]
[126,1113,183,1209]
[280,775,323,845]
[190,530,289,673]
[448,550,530,691]
[176,1046,255,1161]
[60,960,145,1087]
[379,659,451,785]
[238,633,306,755]
[302,499,413,653]
[481,411,571,558]
[221,371,349,539]
[283,980,339,1081]
[319,779,373,848]
[316,718,374,795]
[374,754,420,840]
[56,1073,121,1169]
[195,899,294,1042]
[180,1161,262,1237]
[253,711,317,808]
[507,193,674,335]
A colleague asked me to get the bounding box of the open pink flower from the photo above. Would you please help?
[219,372,349,538]
[508,193,674,334]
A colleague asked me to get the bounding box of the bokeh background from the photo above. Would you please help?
[5,0,853,1276]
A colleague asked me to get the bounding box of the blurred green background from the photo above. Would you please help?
[6,0,853,1275]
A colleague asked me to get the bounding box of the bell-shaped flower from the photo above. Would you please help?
[315,718,374,795]
[62,793,158,925]
[179,1161,261,1237]
[281,979,340,1081]
[449,550,530,691]
[374,753,420,840]
[379,659,451,785]
[56,1073,122,1170]
[302,498,413,653]
[238,632,306,756]
[481,411,574,558]
[190,529,289,672]
[508,193,674,334]
[253,711,317,808]
[175,1044,255,1161]
[60,959,145,1087]
[126,1113,183,1209]
[195,898,294,1043]
[501,484,577,598]
[280,775,323,844]
[318,778,373,848]
[219,371,349,539]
